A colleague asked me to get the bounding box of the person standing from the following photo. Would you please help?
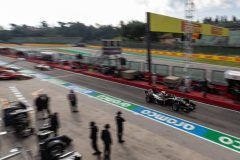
[89,121,101,155]
[115,111,125,143]
[50,112,60,136]
[67,89,78,112]
[35,94,50,119]
[42,94,51,116]
[101,124,112,160]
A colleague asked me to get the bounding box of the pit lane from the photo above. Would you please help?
[0,72,239,160]
[0,55,240,159]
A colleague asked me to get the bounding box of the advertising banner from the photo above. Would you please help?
[149,12,229,37]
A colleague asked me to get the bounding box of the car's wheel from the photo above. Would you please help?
[17,76,25,80]
[189,102,196,111]
[182,107,191,113]
[145,96,151,103]
[154,98,159,105]
[172,102,179,112]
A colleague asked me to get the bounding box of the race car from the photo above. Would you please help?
[34,64,52,71]
[0,70,33,80]
[145,89,196,113]
[0,65,22,71]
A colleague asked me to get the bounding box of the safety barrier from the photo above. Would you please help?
[0,43,70,47]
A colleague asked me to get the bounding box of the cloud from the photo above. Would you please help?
[135,0,235,12]
[194,0,233,10]
[236,0,240,6]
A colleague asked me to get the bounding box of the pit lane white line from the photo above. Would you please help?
[8,86,30,105]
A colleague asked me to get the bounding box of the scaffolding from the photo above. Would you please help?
[184,0,195,73]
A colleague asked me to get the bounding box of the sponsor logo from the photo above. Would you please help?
[219,136,240,150]
[96,95,131,108]
[141,110,195,131]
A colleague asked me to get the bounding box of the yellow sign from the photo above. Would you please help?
[149,12,229,37]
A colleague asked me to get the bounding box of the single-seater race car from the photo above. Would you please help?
[145,89,196,113]
[34,64,53,71]
[0,69,33,80]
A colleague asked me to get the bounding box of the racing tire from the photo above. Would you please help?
[46,141,65,158]
[154,99,159,105]
[145,96,151,103]
[17,76,27,80]
[189,102,196,111]
[172,103,179,112]
[182,107,191,113]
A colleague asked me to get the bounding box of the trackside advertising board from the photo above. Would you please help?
[0,60,239,153]
[149,12,229,37]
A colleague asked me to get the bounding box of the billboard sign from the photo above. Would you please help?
[149,12,229,37]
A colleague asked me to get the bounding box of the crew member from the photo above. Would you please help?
[35,94,51,119]
[50,112,60,136]
[89,121,101,155]
[67,89,78,112]
[101,124,112,160]
[115,111,125,143]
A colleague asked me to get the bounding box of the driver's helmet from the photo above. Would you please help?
[161,91,166,94]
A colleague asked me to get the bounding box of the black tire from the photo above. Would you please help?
[182,107,191,113]
[154,98,159,105]
[47,141,65,158]
[145,96,151,103]
[189,102,196,111]
[172,102,179,112]
[17,76,26,80]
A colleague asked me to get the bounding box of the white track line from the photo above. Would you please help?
[8,86,30,106]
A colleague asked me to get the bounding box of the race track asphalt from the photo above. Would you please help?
[0,55,240,160]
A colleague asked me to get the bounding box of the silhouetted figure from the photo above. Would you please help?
[201,78,208,98]
[115,111,125,143]
[101,124,112,160]
[35,94,51,119]
[67,89,78,112]
[50,112,60,136]
[89,121,101,155]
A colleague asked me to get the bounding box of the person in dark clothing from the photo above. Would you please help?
[201,78,208,98]
[89,121,101,155]
[35,94,51,119]
[67,89,78,112]
[101,124,112,160]
[115,111,125,143]
[50,112,60,136]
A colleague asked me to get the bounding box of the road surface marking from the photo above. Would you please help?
[1,60,240,153]
[9,86,30,106]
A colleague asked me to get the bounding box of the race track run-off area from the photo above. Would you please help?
[0,60,240,154]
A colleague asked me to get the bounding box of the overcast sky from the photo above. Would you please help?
[1,0,240,28]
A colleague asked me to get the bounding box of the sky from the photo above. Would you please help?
[0,0,240,28]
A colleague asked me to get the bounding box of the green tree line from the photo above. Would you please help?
[0,21,148,42]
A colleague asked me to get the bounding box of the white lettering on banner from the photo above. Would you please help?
[219,137,240,149]
[96,95,131,108]
[141,110,195,131]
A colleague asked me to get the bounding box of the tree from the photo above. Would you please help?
[232,16,237,22]
[0,30,12,42]
[40,21,49,28]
